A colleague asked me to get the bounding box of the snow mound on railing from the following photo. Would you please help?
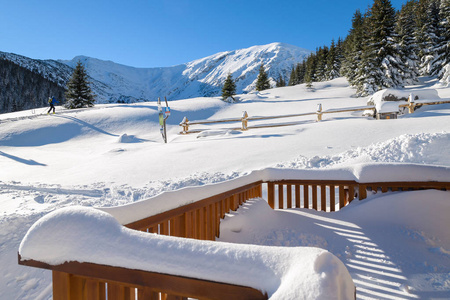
[19,206,355,300]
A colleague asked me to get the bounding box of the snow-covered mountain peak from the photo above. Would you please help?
[2,43,312,104]
[61,42,312,102]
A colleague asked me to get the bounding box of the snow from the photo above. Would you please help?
[1,76,450,299]
[19,206,355,300]
[60,43,311,103]
[367,87,442,113]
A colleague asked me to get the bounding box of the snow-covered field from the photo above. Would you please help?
[1,77,449,299]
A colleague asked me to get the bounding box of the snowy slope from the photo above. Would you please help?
[2,43,310,105]
[1,77,449,299]
[0,51,113,101]
[61,43,311,102]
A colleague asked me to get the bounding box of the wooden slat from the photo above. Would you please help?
[295,185,301,208]
[286,184,292,208]
[349,185,355,203]
[107,282,126,300]
[268,182,275,209]
[138,288,159,300]
[320,185,326,212]
[53,271,70,300]
[359,185,367,200]
[339,186,345,209]
[278,184,284,209]
[312,185,318,211]
[304,185,309,209]
[330,185,335,212]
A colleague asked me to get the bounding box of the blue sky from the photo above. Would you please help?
[1,0,407,68]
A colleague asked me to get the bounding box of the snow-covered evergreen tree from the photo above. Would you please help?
[355,0,407,96]
[431,0,450,84]
[288,66,297,86]
[396,0,421,84]
[315,46,328,81]
[65,61,96,109]
[221,73,236,100]
[275,73,286,87]
[419,0,443,75]
[326,39,340,80]
[341,10,365,87]
[255,64,271,91]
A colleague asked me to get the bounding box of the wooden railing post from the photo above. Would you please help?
[316,104,323,122]
[179,117,189,134]
[408,94,415,114]
[241,111,248,130]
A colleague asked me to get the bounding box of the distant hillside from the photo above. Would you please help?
[0,58,66,113]
[0,43,311,112]
[62,43,311,103]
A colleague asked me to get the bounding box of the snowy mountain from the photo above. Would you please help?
[60,43,311,103]
[1,43,310,106]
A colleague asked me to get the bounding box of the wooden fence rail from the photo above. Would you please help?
[179,97,450,134]
[19,177,449,300]
[179,105,375,134]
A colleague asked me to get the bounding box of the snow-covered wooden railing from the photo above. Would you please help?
[18,164,450,300]
[179,105,376,134]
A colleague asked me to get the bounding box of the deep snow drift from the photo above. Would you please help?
[1,77,449,299]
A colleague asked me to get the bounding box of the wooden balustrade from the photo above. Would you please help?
[19,176,449,299]
[20,182,265,300]
[267,180,358,211]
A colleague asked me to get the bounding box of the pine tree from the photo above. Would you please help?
[315,46,328,81]
[255,64,271,91]
[326,39,340,80]
[431,0,450,82]
[275,73,286,87]
[304,54,317,85]
[341,10,365,87]
[396,0,421,84]
[355,0,407,95]
[221,73,236,101]
[65,61,96,109]
[419,0,443,75]
[288,66,297,86]
[296,61,306,83]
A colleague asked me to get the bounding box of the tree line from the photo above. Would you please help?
[294,0,450,96]
[222,0,450,100]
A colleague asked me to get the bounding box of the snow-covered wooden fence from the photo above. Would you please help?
[18,165,450,300]
[179,97,450,134]
[179,105,376,134]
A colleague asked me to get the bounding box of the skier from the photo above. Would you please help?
[47,96,58,114]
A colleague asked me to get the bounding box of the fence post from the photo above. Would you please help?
[241,111,248,130]
[408,94,415,114]
[180,117,189,134]
[316,104,323,122]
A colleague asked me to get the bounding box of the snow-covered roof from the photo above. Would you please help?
[19,206,355,300]
[368,88,441,112]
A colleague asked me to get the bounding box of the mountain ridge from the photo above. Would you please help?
[1,42,311,109]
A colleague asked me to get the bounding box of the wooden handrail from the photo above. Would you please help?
[19,255,267,300]
[18,174,449,300]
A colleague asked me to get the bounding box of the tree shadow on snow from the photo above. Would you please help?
[0,151,47,166]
